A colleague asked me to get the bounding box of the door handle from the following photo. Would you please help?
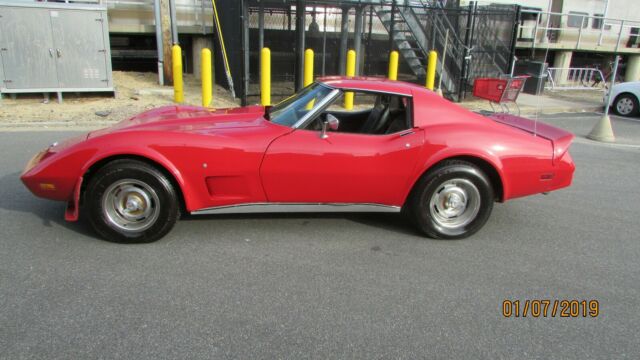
[56,49,62,58]
[49,48,54,57]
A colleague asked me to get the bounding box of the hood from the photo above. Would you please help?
[89,105,268,138]
[613,81,640,89]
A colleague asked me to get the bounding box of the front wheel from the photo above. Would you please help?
[613,94,639,117]
[407,160,494,239]
[84,159,180,243]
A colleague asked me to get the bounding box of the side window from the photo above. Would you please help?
[567,12,589,29]
[326,92,377,112]
[592,14,603,30]
[307,90,412,135]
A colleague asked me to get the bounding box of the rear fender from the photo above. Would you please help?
[404,147,506,203]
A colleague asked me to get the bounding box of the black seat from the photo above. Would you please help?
[359,96,391,134]
[384,96,408,134]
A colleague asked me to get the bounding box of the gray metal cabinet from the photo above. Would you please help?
[51,9,111,89]
[0,1,113,101]
[0,6,59,89]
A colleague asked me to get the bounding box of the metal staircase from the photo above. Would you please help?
[374,1,515,100]
[373,0,463,98]
[374,5,427,78]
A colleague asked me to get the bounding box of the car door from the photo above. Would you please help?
[260,126,424,206]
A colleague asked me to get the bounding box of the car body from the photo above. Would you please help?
[21,77,575,242]
[606,81,640,116]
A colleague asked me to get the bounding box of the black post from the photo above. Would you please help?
[431,9,437,50]
[322,6,327,76]
[258,0,264,51]
[512,6,522,74]
[241,0,249,106]
[458,1,476,101]
[366,6,373,74]
[295,0,306,91]
[388,0,396,53]
[338,6,350,75]
[354,6,364,75]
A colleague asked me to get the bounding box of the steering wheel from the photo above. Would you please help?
[305,113,326,131]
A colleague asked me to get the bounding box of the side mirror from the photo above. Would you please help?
[321,114,339,139]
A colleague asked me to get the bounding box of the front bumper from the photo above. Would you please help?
[21,148,73,201]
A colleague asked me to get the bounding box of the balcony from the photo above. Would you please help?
[30,0,214,34]
[516,9,640,54]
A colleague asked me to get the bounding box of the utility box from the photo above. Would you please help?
[0,1,114,102]
[514,60,548,95]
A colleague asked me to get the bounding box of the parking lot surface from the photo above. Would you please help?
[1,116,639,359]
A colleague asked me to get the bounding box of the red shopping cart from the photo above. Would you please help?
[473,76,529,115]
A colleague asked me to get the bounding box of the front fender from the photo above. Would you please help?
[22,132,195,220]
[79,143,193,211]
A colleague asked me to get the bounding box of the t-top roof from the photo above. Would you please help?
[317,76,429,97]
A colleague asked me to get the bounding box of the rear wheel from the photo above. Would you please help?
[613,93,638,117]
[407,160,494,239]
[84,159,179,243]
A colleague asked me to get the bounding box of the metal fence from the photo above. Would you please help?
[25,0,521,102]
[545,67,606,91]
[243,0,518,102]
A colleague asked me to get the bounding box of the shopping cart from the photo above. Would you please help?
[472,76,529,115]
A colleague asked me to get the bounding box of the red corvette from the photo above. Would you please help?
[21,77,575,243]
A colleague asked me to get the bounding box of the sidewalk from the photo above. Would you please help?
[460,90,605,115]
[0,71,238,130]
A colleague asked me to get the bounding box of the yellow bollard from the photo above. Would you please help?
[344,49,356,110]
[425,50,437,91]
[172,44,183,103]
[260,47,271,106]
[388,51,399,81]
[201,48,212,107]
[304,49,314,87]
[304,49,316,109]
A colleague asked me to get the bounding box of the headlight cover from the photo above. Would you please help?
[23,149,50,174]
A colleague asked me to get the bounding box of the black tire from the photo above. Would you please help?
[407,160,494,239]
[613,93,639,117]
[84,159,180,243]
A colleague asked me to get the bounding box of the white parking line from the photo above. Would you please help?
[573,136,640,150]
[538,113,640,123]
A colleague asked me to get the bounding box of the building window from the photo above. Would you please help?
[592,14,602,29]
[592,14,612,30]
[568,11,589,28]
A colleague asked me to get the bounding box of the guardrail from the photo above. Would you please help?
[518,9,640,52]
[545,67,606,91]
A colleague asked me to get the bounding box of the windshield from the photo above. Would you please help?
[269,83,335,127]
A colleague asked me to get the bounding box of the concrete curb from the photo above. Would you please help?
[519,106,604,116]
[460,105,604,117]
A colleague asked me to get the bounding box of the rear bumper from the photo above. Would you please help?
[503,150,575,201]
[547,151,575,192]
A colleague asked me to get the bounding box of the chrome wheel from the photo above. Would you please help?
[102,179,160,232]
[616,97,635,115]
[428,178,481,235]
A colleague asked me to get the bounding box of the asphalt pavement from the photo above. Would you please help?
[530,112,640,146]
[1,116,639,359]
